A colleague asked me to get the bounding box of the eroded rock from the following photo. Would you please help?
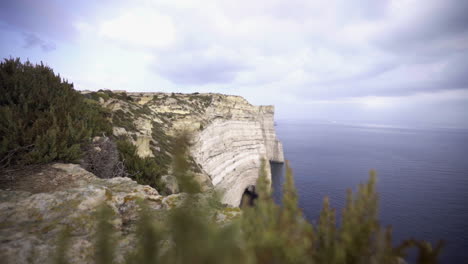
[0,164,236,264]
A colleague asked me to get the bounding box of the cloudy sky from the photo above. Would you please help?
[1,0,467,128]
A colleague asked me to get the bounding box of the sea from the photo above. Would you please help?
[270,121,468,264]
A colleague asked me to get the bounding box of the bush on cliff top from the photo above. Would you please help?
[81,136,128,179]
[0,58,187,191]
[0,58,112,168]
[116,139,166,190]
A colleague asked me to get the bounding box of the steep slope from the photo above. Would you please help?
[83,91,284,206]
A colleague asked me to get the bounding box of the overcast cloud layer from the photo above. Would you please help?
[1,0,467,128]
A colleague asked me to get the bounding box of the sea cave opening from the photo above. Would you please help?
[239,185,258,207]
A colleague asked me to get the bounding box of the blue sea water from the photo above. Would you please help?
[270,121,468,264]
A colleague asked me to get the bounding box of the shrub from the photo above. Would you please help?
[0,58,112,168]
[81,137,127,179]
[96,89,133,102]
[116,139,165,190]
[130,105,152,118]
[112,109,137,132]
[83,91,109,102]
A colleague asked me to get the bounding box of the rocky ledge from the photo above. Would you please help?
[0,163,240,264]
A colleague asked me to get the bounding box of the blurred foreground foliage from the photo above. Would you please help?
[171,130,201,194]
[55,161,443,264]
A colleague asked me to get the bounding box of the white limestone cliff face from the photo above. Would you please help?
[86,91,284,206]
[190,97,285,206]
[192,120,271,206]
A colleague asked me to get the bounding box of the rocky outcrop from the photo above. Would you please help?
[0,163,239,264]
[85,91,284,206]
[259,106,284,163]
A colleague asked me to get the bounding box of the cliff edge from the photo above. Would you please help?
[85,91,284,206]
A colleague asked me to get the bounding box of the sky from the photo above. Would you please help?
[1,0,467,128]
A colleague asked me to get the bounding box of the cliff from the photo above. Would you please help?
[87,91,284,206]
[190,99,284,206]
[0,91,283,262]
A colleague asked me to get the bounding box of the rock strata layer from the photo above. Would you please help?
[85,91,284,206]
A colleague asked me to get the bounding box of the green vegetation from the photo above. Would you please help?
[171,131,201,193]
[0,58,112,168]
[241,163,444,264]
[151,92,213,116]
[53,227,72,264]
[241,160,313,263]
[83,91,110,102]
[113,129,197,193]
[84,89,176,189]
[151,121,172,162]
[129,104,152,118]
[94,205,117,264]
[97,89,133,102]
[117,129,202,193]
[0,58,176,190]
[188,94,213,109]
[112,109,138,132]
[116,139,166,190]
[54,161,443,264]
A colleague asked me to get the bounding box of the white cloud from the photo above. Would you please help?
[98,8,175,49]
